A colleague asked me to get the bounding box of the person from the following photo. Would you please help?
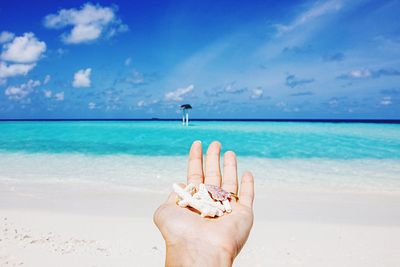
[154,140,255,266]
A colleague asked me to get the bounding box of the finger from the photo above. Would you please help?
[187,140,204,185]
[239,171,254,208]
[222,151,238,195]
[204,141,222,186]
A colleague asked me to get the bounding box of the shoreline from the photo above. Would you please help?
[1,152,400,194]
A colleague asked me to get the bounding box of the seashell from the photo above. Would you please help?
[173,183,233,218]
[205,184,231,201]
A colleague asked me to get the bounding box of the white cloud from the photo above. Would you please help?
[1,32,46,63]
[338,68,400,79]
[275,0,342,35]
[88,102,96,109]
[0,31,15,43]
[43,90,52,98]
[380,96,392,106]
[124,57,132,66]
[44,3,128,44]
[54,91,64,101]
[4,79,40,100]
[348,69,372,78]
[224,82,246,94]
[43,89,64,101]
[165,84,194,102]
[43,74,51,85]
[0,32,45,83]
[135,99,159,109]
[126,69,144,84]
[251,87,263,99]
[0,62,36,78]
[72,68,92,88]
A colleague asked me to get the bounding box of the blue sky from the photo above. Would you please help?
[0,0,399,119]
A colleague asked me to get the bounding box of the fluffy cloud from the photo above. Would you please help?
[250,87,263,99]
[43,90,52,98]
[5,79,41,100]
[338,68,400,79]
[285,74,314,88]
[165,84,194,102]
[0,31,15,43]
[44,3,128,44]
[0,62,36,78]
[42,89,64,101]
[0,32,46,83]
[54,92,65,101]
[72,68,92,88]
[1,33,46,63]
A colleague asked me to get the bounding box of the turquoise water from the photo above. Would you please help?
[1,121,399,159]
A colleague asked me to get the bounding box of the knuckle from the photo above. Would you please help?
[223,180,237,186]
[206,174,220,181]
[188,172,203,180]
[224,161,237,167]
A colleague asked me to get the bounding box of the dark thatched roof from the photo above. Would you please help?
[180,104,192,109]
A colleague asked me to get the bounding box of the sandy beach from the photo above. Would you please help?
[1,0,399,264]
[1,181,400,267]
[1,121,399,266]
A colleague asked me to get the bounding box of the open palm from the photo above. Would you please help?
[154,141,254,265]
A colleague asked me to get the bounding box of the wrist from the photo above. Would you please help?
[165,239,234,267]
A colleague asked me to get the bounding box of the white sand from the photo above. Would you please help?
[1,182,400,266]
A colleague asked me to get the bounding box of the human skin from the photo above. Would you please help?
[154,141,255,267]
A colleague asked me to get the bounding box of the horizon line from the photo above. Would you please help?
[0,118,400,124]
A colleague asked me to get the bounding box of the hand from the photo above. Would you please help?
[154,141,255,267]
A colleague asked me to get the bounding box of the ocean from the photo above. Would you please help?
[1,121,399,192]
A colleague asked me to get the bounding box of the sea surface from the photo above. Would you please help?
[0,121,399,192]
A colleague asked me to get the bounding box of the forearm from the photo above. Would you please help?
[165,240,234,267]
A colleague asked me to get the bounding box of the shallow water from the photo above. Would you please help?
[1,121,399,159]
[1,121,399,192]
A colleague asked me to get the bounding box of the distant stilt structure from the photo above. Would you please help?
[180,104,192,126]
